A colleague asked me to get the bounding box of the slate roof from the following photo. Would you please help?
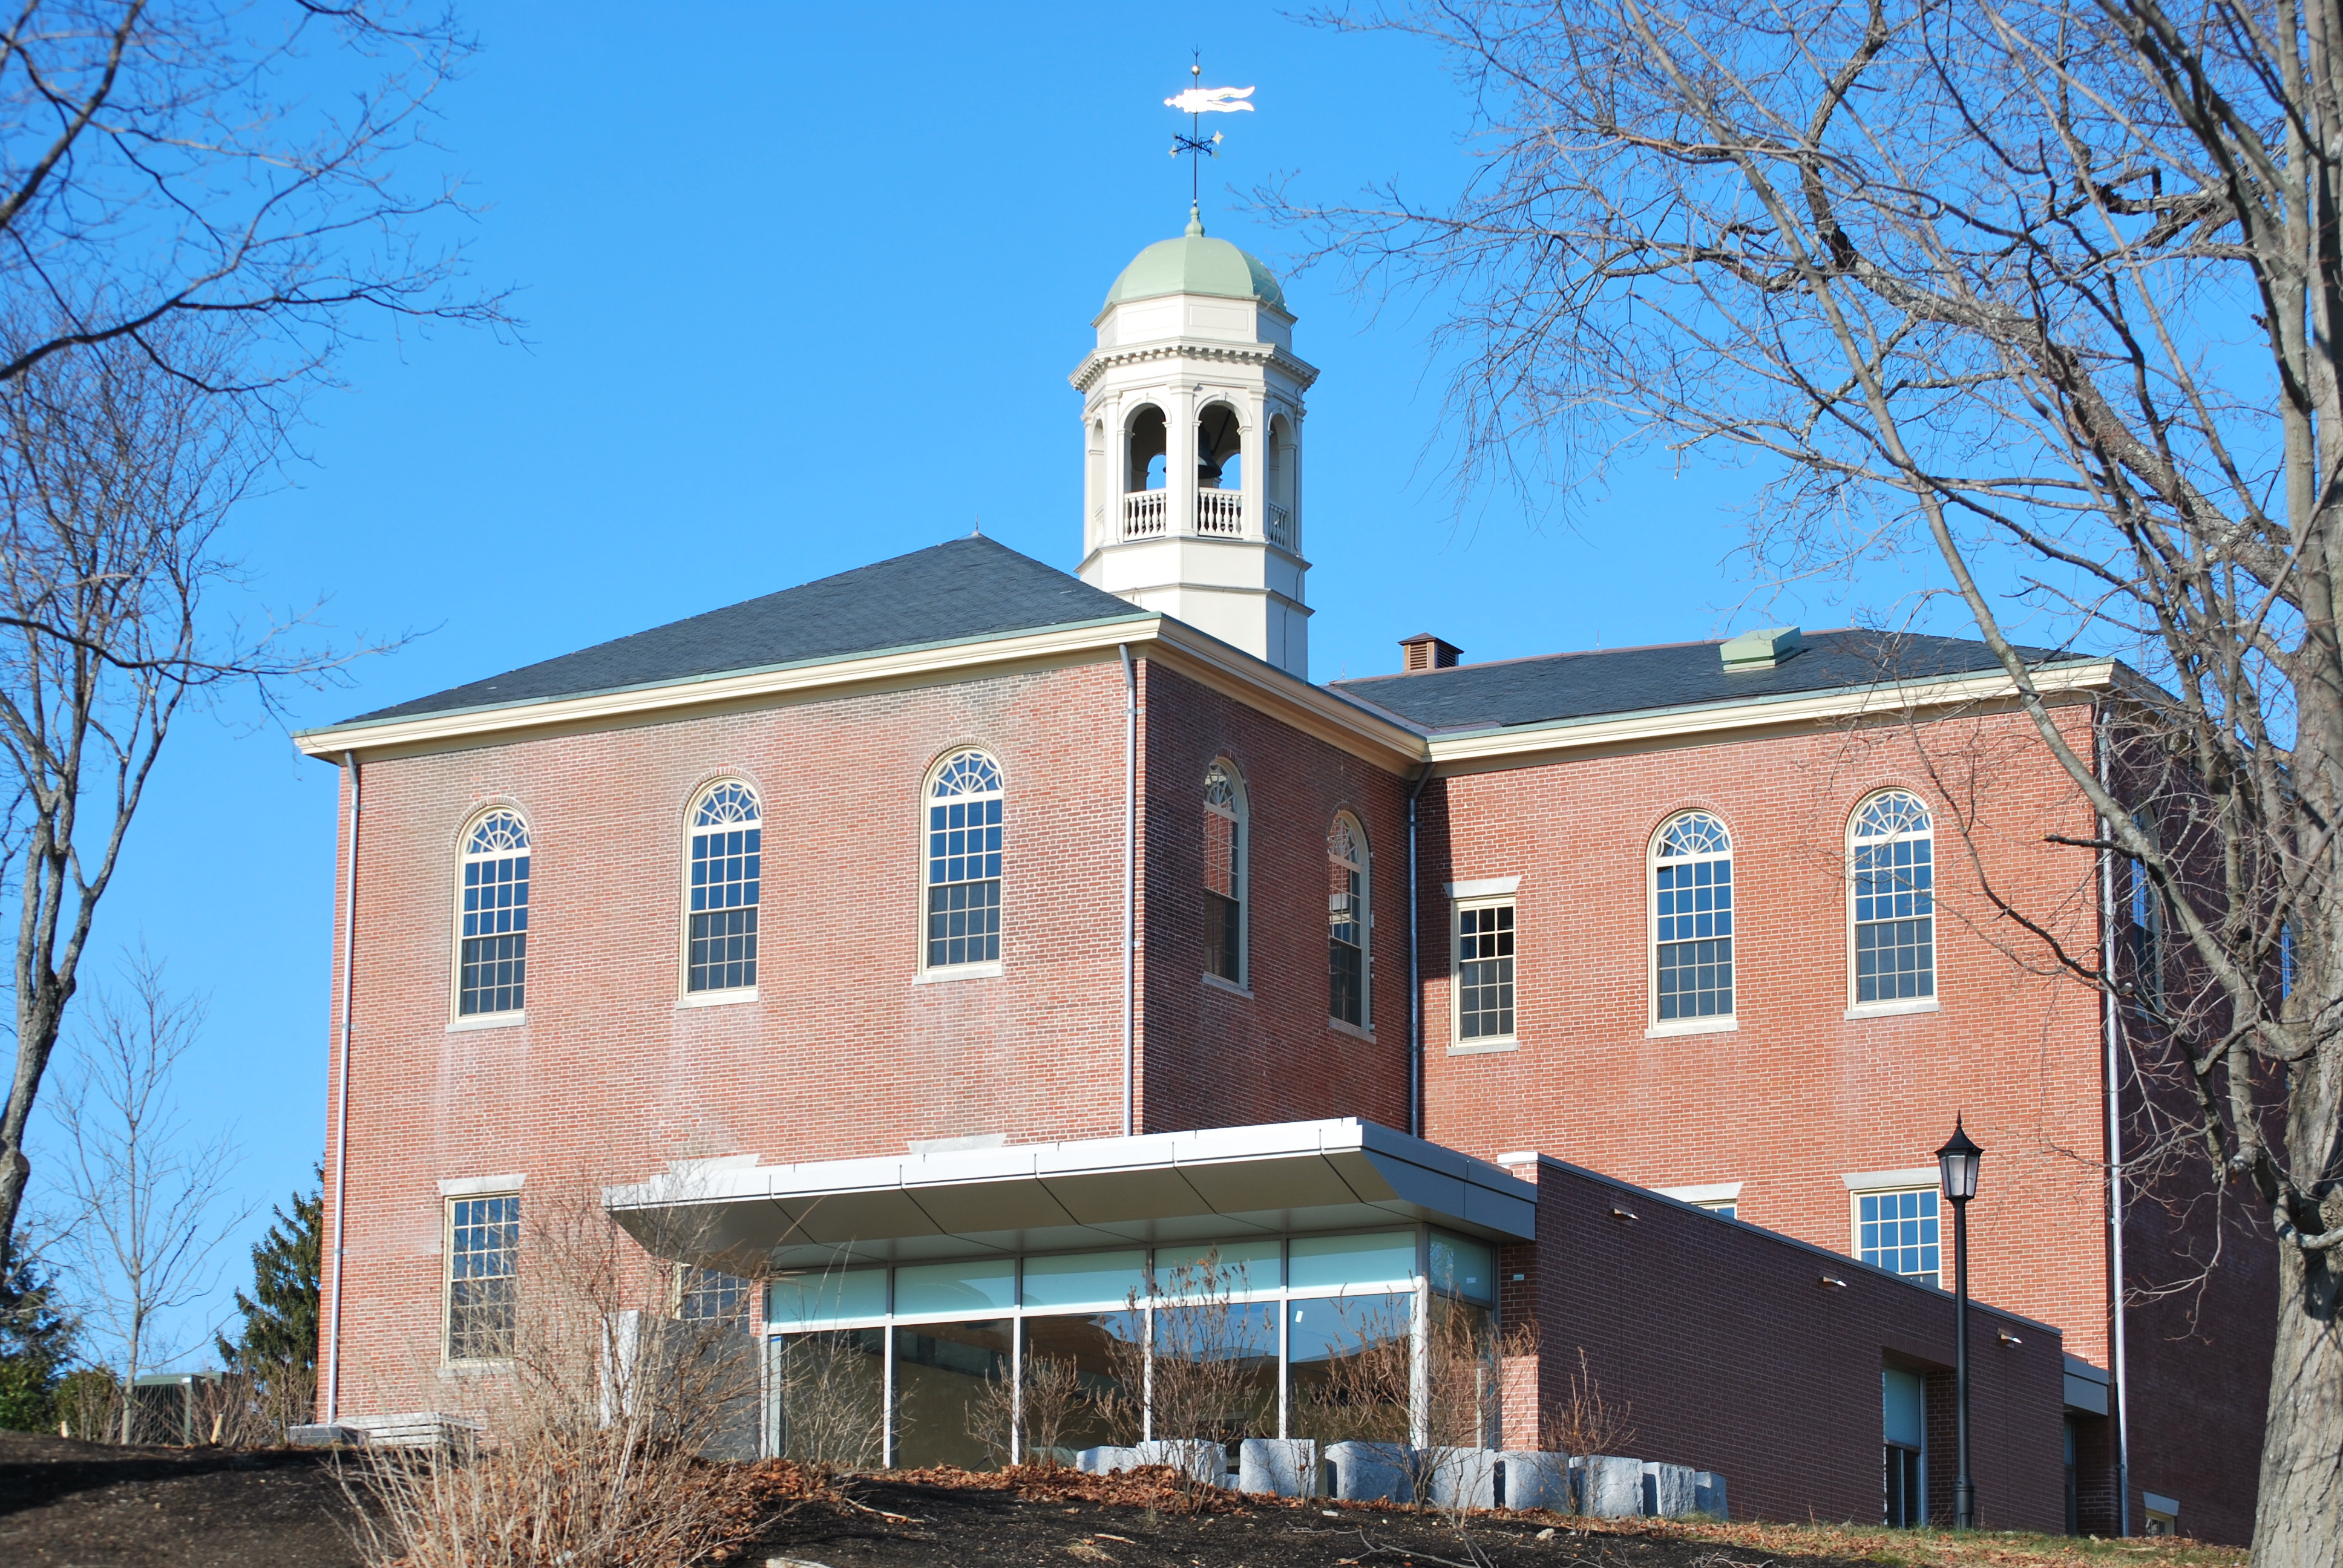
[1329,629,2085,734]
[338,537,1150,727]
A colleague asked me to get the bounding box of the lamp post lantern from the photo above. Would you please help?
[1938,1117,1984,1529]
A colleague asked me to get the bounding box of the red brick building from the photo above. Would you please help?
[294,220,2266,1542]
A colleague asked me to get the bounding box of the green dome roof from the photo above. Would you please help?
[1104,209,1286,312]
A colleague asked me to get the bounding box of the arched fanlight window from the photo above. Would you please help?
[457,811,529,1016]
[1204,762,1246,984]
[687,782,761,993]
[1851,791,1936,1005]
[1328,814,1369,1027]
[1652,811,1733,1022]
[927,751,1004,969]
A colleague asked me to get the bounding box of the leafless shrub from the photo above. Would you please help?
[774,1327,885,1473]
[966,1351,1083,1469]
[1544,1347,1637,1475]
[1096,1253,1271,1510]
[341,1185,767,1568]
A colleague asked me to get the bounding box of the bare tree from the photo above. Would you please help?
[0,2,499,392]
[0,313,377,1284]
[1270,1,2343,1555]
[47,950,244,1440]
[0,0,500,1279]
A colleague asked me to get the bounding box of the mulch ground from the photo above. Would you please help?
[0,1433,2245,1568]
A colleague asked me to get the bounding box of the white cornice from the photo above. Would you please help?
[1415,658,2117,769]
[1069,340,1321,395]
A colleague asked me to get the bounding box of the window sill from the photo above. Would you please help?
[1328,1018,1375,1044]
[437,1358,513,1377]
[678,988,758,1009]
[1201,973,1252,999]
[1844,998,1940,1020]
[915,962,1003,985]
[1447,1039,1518,1056]
[1645,1016,1738,1038]
[446,1013,525,1033]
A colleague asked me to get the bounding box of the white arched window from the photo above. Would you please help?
[1328,814,1368,1027]
[687,782,761,994]
[926,751,1004,970]
[1652,811,1733,1022]
[457,811,529,1017]
[1851,791,1936,1006]
[1204,762,1246,984]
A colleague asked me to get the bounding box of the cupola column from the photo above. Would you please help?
[1168,382,1199,539]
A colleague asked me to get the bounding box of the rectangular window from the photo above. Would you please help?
[1697,1200,1738,1220]
[678,1265,752,1323]
[1454,902,1515,1042]
[459,854,529,1015]
[1204,799,1242,982]
[926,795,1002,968]
[1853,837,1934,1003]
[688,824,760,992]
[447,1194,519,1361]
[1884,1366,1927,1526]
[1856,1188,1942,1284]
[1655,859,1732,1019]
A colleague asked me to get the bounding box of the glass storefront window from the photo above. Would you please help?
[1289,1230,1416,1293]
[1152,1236,1282,1292]
[1023,1310,1145,1461]
[773,1328,885,1467]
[1430,1232,1495,1303]
[1288,1290,1415,1447]
[767,1266,887,1328]
[895,1258,1015,1318]
[1020,1249,1147,1312]
[1152,1299,1279,1453]
[893,1318,1012,1469]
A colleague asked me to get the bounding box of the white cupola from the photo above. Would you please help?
[1071,208,1317,679]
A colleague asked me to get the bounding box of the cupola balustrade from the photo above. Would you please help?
[1121,488,1293,549]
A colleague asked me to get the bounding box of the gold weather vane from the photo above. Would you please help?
[1166,54,1255,215]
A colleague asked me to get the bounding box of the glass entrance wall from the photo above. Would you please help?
[759,1226,1501,1467]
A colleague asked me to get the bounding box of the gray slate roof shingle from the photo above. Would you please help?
[1329,629,2076,734]
[342,536,1149,726]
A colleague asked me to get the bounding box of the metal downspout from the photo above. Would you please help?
[325,751,361,1425]
[1407,763,1434,1138]
[2096,702,2133,1535]
[1121,645,1136,1138]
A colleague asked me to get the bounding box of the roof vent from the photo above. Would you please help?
[1400,633,1463,672]
[1720,625,1802,671]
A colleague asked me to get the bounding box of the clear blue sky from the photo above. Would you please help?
[54,2,1964,1359]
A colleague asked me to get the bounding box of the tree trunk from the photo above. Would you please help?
[2256,1241,2343,1561]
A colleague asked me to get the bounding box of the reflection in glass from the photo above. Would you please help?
[1152,1299,1280,1457]
[768,1266,887,1328]
[1022,1311,1145,1460]
[1289,1292,1415,1446]
[1289,1231,1415,1293]
[1021,1250,1147,1312]
[894,1259,1015,1317]
[775,1328,885,1468]
[893,1318,1012,1469]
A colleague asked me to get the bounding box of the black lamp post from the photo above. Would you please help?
[1937,1116,1984,1530]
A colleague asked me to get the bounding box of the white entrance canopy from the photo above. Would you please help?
[603,1117,1535,1271]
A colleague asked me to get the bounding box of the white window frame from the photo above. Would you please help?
[1203,760,1248,990]
[681,780,762,1002]
[920,749,1006,978]
[1848,1178,1945,1289]
[442,1188,521,1367]
[1847,789,1940,1017]
[1648,811,1735,1034]
[1450,895,1517,1051]
[451,808,531,1025]
[1328,812,1371,1033]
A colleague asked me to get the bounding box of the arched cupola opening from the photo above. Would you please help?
[1265,412,1297,550]
[1196,402,1245,537]
[1127,405,1168,492]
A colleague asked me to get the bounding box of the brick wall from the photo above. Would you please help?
[323,657,1135,1417]
[1134,662,1411,1133]
[1416,701,2117,1374]
[1517,1157,2068,1531]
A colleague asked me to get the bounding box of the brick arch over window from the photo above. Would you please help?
[1850,789,1936,1006]
[685,780,761,995]
[1204,760,1247,985]
[1328,812,1369,1029]
[926,749,1004,970]
[455,808,530,1018]
[1651,809,1733,1022]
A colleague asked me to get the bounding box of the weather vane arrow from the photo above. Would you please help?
[1167,56,1254,216]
